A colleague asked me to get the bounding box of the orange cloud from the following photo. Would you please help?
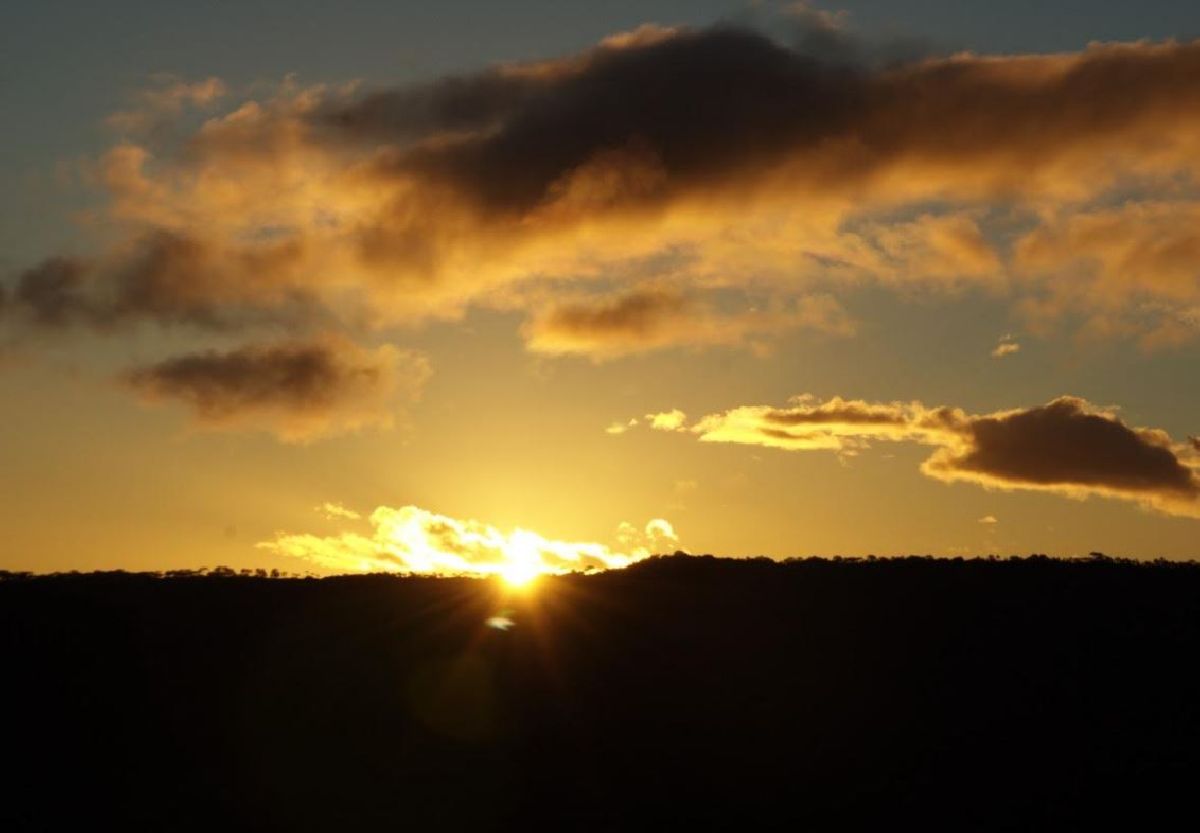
[637,395,1200,517]
[260,505,681,577]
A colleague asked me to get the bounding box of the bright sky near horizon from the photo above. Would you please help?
[2,1,1200,575]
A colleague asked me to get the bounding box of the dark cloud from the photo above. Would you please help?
[345,27,867,216]
[326,28,1200,222]
[122,336,429,442]
[927,397,1200,501]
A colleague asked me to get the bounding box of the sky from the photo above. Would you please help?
[2,0,1200,575]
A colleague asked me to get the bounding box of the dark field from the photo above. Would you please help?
[3,555,1199,830]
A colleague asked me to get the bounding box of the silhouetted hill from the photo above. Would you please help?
[2,554,1198,830]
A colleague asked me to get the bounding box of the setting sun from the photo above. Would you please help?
[499,562,540,588]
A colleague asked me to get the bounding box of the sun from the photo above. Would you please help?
[498,561,540,589]
[497,529,544,588]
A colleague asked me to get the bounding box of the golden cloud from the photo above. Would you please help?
[260,504,681,578]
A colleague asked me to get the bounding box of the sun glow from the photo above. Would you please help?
[499,562,540,588]
[498,530,543,587]
[261,505,682,579]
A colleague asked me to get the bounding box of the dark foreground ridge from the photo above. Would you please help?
[3,554,1199,830]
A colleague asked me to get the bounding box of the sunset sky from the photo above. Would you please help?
[3,0,1200,575]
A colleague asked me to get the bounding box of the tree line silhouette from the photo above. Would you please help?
[2,554,1198,830]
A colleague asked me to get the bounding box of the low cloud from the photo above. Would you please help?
[631,394,1200,517]
[122,336,429,442]
[260,505,680,576]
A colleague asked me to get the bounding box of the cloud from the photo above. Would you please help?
[10,231,318,331]
[1013,200,1200,345]
[106,75,227,135]
[922,398,1199,509]
[690,395,942,452]
[316,28,1200,347]
[522,288,854,358]
[122,335,429,442]
[317,502,361,521]
[12,257,93,327]
[648,409,689,431]
[260,505,680,576]
[978,515,998,524]
[635,394,1200,517]
[10,21,1200,364]
[605,417,639,435]
[991,337,1020,358]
